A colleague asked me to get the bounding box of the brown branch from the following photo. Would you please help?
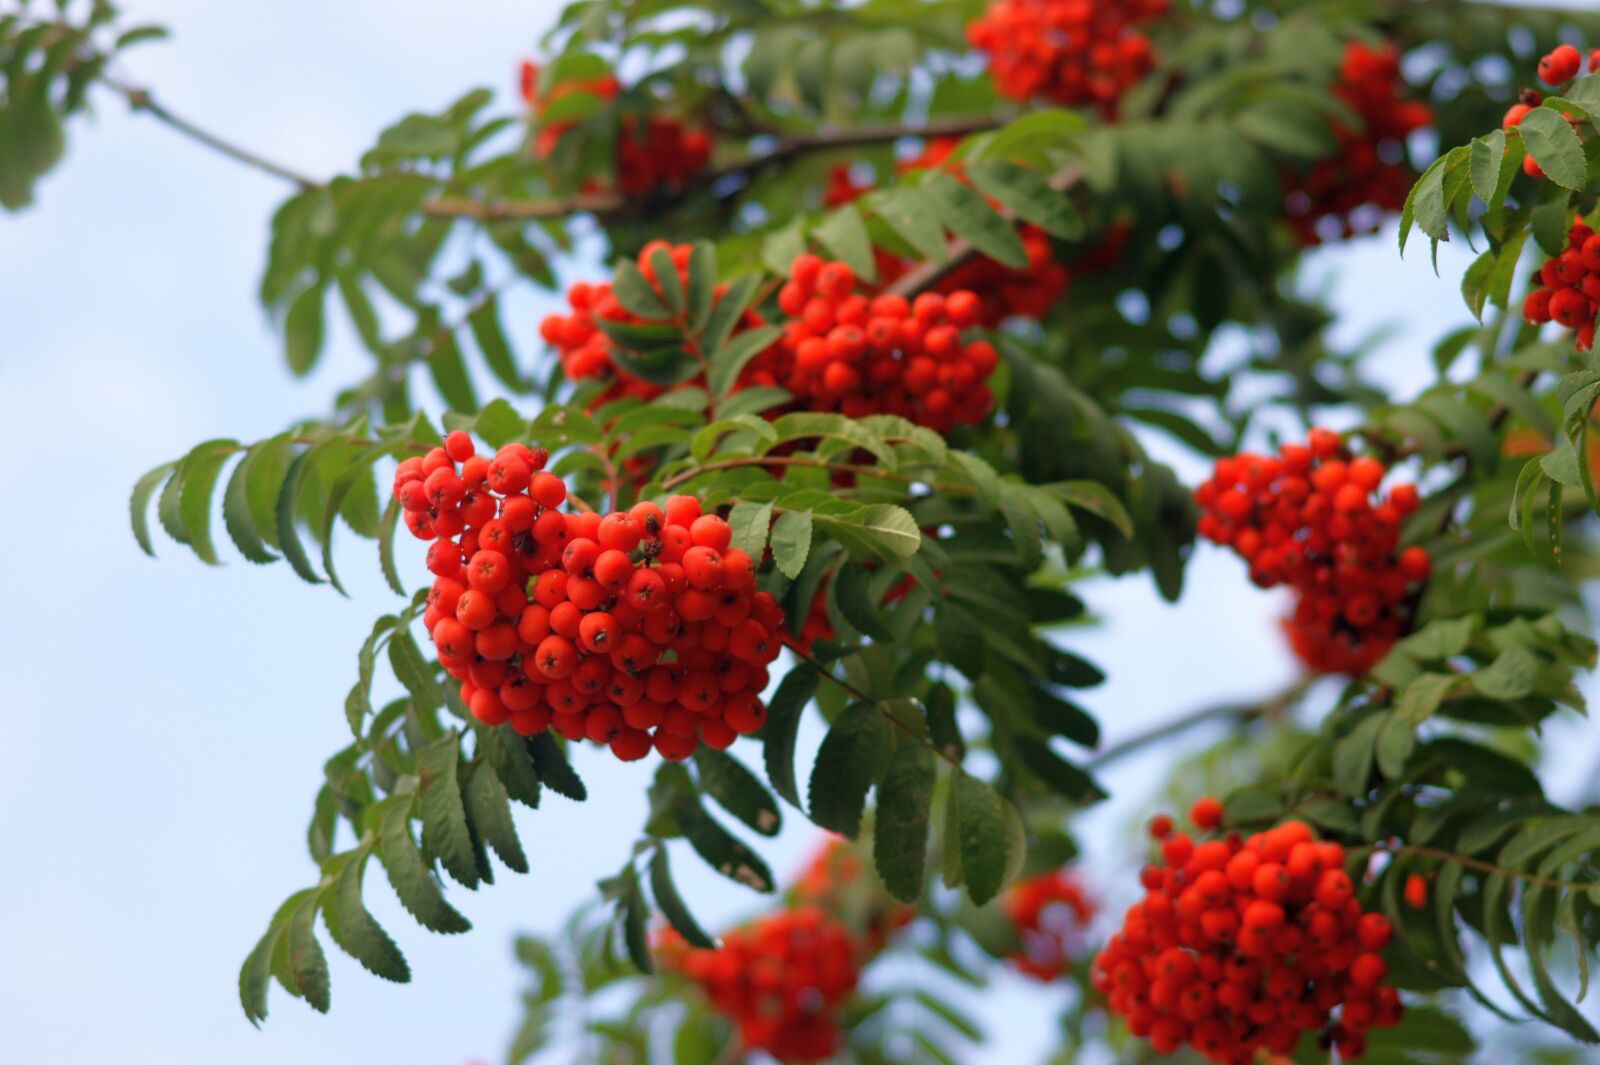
[1380,843,1593,892]
[422,114,1006,223]
[103,72,323,191]
[1084,676,1314,772]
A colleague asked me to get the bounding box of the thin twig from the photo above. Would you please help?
[1084,676,1315,773]
[1376,843,1593,892]
[103,73,323,190]
[423,114,1006,222]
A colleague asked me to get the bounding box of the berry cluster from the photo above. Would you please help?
[540,241,777,402]
[1283,43,1432,245]
[1091,800,1403,1063]
[393,431,785,762]
[824,139,1071,325]
[967,0,1166,117]
[791,836,916,955]
[1522,219,1600,351]
[1503,45,1599,181]
[518,61,710,196]
[1193,430,1431,675]
[770,254,998,432]
[1002,868,1097,982]
[659,906,860,1063]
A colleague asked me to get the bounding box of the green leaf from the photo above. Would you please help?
[177,438,240,565]
[275,450,324,585]
[465,761,528,873]
[347,615,397,736]
[1472,645,1542,700]
[761,665,821,808]
[377,799,471,934]
[467,297,528,393]
[648,245,685,315]
[222,447,279,564]
[130,462,177,557]
[808,701,889,838]
[1014,736,1105,804]
[834,561,891,641]
[694,749,782,837]
[1375,711,1416,778]
[926,171,1028,268]
[1531,196,1571,257]
[1332,713,1384,796]
[649,847,716,949]
[620,874,654,974]
[708,324,782,397]
[873,742,935,903]
[427,333,478,412]
[388,629,442,712]
[418,734,479,887]
[1047,480,1135,539]
[770,509,813,578]
[700,273,760,357]
[611,257,669,319]
[672,783,775,893]
[952,770,1026,905]
[871,186,947,261]
[1399,672,1458,726]
[813,203,877,281]
[284,282,326,375]
[966,160,1082,239]
[529,734,587,801]
[1470,130,1507,207]
[685,241,717,332]
[283,894,331,1012]
[1519,107,1587,190]
[727,500,773,559]
[485,727,542,809]
[324,849,411,983]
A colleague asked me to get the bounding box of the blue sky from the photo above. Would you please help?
[2,2,1596,1063]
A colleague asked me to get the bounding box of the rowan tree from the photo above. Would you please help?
[8,0,1600,1061]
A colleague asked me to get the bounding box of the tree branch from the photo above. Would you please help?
[422,114,1006,223]
[1084,676,1314,773]
[102,72,323,191]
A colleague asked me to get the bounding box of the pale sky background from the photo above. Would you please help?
[2,2,1597,1063]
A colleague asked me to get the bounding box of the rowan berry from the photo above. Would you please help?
[1539,43,1583,84]
[1189,795,1223,830]
[1404,873,1428,909]
[1196,433,1430,674]
[1282,43,1432,245]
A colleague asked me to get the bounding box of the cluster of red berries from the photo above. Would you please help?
[1091,799,1403,1064]
[1002,868,1097,982]
[791,836,916,955]
[518,61,710,196]
[540,241,776,403]
[1283,43,1432,245]
[393,431,786,762]
[659,906,861,1063]
[1502,45,1599,180]
[824,139,1071,326]
[1522,219,1600,350]
[967,0,1165,116]
[1194,429,1431,676]
[770,255,998,432]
